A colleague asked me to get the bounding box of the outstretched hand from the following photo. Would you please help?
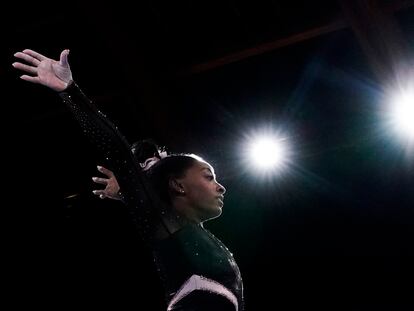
[12,49,73,92]
[92,166,122,201]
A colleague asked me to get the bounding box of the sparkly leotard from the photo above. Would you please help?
[59,82,244,310]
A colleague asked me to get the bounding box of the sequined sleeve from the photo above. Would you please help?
[59,81,163,242]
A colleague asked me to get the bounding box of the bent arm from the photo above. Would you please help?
[92,166,123,201]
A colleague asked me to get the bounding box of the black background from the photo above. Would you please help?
[3,1,414,310]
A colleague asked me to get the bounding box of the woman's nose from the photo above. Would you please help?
[217,182,226,194]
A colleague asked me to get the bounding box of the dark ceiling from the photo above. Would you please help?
[4,0,414,310]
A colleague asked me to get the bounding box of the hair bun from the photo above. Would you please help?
[131,139,168,170]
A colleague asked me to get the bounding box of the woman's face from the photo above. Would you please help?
[178,160,226,222]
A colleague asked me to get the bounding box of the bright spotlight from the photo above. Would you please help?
[249,137,287,170]
[245,134,289,175]
[392,93,414,139]
[390,91,414,140]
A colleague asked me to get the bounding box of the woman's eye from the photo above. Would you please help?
[205,175,214,180]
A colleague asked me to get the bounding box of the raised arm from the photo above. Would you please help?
[13,49,169,242]
[13,49,72,91]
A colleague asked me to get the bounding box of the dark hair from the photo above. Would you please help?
[131,139,201,205]
[147,154,199,204]
[131,139,163,162]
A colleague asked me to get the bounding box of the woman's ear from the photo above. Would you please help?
[169,178,185,194]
